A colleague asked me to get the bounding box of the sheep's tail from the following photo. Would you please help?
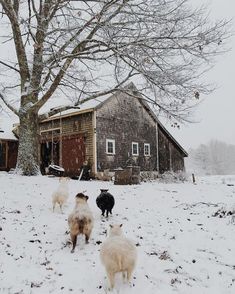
[76,217,85,232]
[118,256,123,271]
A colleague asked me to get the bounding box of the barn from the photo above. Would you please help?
[39,83,188,177]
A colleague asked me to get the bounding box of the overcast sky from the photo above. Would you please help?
[168,0,235,149]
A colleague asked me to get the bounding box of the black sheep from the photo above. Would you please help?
[96,189,115,218]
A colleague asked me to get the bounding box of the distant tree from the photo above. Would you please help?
[0,0,231,175]
[194,144,210,173]
[188,140,235,175]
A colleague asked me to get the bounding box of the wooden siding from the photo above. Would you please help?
[8,141,18,170]
[96,92,157,171]
[0,140,18,171]
[158,127,171,173]
[40,112,94,176]
[158,126,185,173]
[61,135,86,176]
[0,141,7,169]
[170,143,185,172]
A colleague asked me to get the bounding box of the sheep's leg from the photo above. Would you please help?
[107,271,115,289]
[70,234,77,253]
[122,271,127,281]
[106,210,109,218]
[52,204,55,212]
[127,266,134,282]
[102,210,105,216]
[59,203,63,214]
[85,232,91,244]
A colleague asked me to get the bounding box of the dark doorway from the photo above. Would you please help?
[0,142,7,169]
[40,141,60,174]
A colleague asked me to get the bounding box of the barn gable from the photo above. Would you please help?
[95,86,158,172]
[94,83,187,173]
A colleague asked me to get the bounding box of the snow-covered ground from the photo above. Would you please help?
[0,173,235,294]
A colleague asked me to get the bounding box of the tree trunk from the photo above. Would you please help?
[16,110,40,175]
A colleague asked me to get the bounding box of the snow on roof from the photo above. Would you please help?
[40,83,135,119]
[45,94,110,119]
[0,115,18,140]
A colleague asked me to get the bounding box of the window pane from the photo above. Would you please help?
[108,142,113,153]
[144,144,150,155]
[132,143,138,155]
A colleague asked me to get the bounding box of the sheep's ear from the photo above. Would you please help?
[85,195,89,201]
[119,224,123,227]
[109,224,113,228]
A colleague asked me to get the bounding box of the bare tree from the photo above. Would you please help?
[0,0,230,175]
[187,140,235,175]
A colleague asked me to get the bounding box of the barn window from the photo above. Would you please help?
[132,142,139,156]
[106,139,115,155]
[144,143,150,156]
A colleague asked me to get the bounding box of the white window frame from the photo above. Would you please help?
[144,143,150,156]
[106,139,115,155]
[132,142,139,156]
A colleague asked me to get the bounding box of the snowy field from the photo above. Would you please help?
[0,172,235,294]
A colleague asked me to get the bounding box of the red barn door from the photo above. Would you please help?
[62,135,85,176]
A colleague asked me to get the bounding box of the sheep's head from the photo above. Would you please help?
[75,193,89,203]
[59,177,70,183]
[109,224,123,237]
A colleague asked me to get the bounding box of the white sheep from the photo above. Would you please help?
[100,224,137,289]
[68,193,94,253]
[52,177,69,213]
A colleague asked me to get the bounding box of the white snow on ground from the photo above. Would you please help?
[0,173,235,294]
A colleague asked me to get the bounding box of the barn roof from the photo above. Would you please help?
[0,117,18,141]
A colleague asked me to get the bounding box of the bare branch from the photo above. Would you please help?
[0,0,231,122]
[0,92,19,116]
[38,105,80,121]
[0,60,20,73]
[13,0,19,16]
[0,0,30,88]
[35,0,130,110]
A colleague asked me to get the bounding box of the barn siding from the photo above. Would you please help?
[158,126,185,173]
[61,135,86,176]
[40,111,94,176]
[170,142,185,172]
[96,92,157,171]
[158,127,171,173]
[0,141,7,170]
[8,141,18,170]
[0,140,18,171]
